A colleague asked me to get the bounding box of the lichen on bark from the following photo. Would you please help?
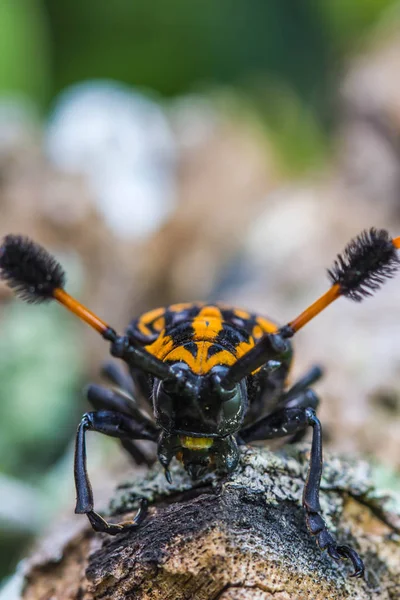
[21,445,400,600]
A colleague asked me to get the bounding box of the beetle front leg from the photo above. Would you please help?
[85,383,157,467]
[239,391,318,443]
[280,384,320,444]
[240,403,365,578]
[303,409,364,578]
[74,410,154,535]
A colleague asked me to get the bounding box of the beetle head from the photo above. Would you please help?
[153,361,245,481]
[153,363,247,438]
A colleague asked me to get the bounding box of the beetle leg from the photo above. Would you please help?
[282,365,323,403]
[239,405,364,578]
[280,385,320,444]
[101,361,135,397]
[74,410,157,535]
[302,409,364,578]
[85,383,156,427]
[239,391,319,443]
[86,384,157,466]
[86,383,137,416]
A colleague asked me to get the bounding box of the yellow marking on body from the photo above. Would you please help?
[196,345,236,372]
[138,307,165,337]
[255,316,278,334]
[180,436,214,450]
[192,305,224,341]
[142,303,279,377]
[252,324,264,340]
[163,345,198,367]
[197,306,222,319]
[164,342,236,374]
[145,333,175,360]
[170,302,203,312]
[250,318,278,372]
[234,339,255,358]
[233,308,250,319]
[153,316,165,331]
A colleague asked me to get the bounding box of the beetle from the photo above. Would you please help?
[1,228,399,578]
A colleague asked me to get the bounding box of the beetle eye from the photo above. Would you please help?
[222,391,242,419]
[156,385,173,413]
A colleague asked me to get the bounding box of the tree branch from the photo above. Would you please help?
[20,445,400,599]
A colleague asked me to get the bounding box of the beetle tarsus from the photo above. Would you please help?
[303,409,365,578]
[87,498,148,535]
[239,397,365,577]
[74,410,156,531]
[335,545,365,578]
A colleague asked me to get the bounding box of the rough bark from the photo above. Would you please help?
[18,445,400,600]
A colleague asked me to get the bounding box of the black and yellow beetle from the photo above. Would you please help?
[1,228,399,578]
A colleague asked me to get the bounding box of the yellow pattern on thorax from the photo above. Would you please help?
[142,303,278,375]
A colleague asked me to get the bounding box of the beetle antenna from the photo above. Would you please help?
[0,235,117,340]
[0,235,174,380]
[281,227,400,337]
[220,228,400,388]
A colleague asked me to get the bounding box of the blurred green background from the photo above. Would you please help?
[1,0,400,592]
[1,0,396,168]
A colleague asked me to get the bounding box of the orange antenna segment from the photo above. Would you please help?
[53,288,111,336]
[287,284,341,334]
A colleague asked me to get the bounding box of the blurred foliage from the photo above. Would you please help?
[0,302,83,478]
[1,0,399,170]
[43,1,329,100]
[0,264,85,582]
[0,0,50,105]
[321,0,397,47]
